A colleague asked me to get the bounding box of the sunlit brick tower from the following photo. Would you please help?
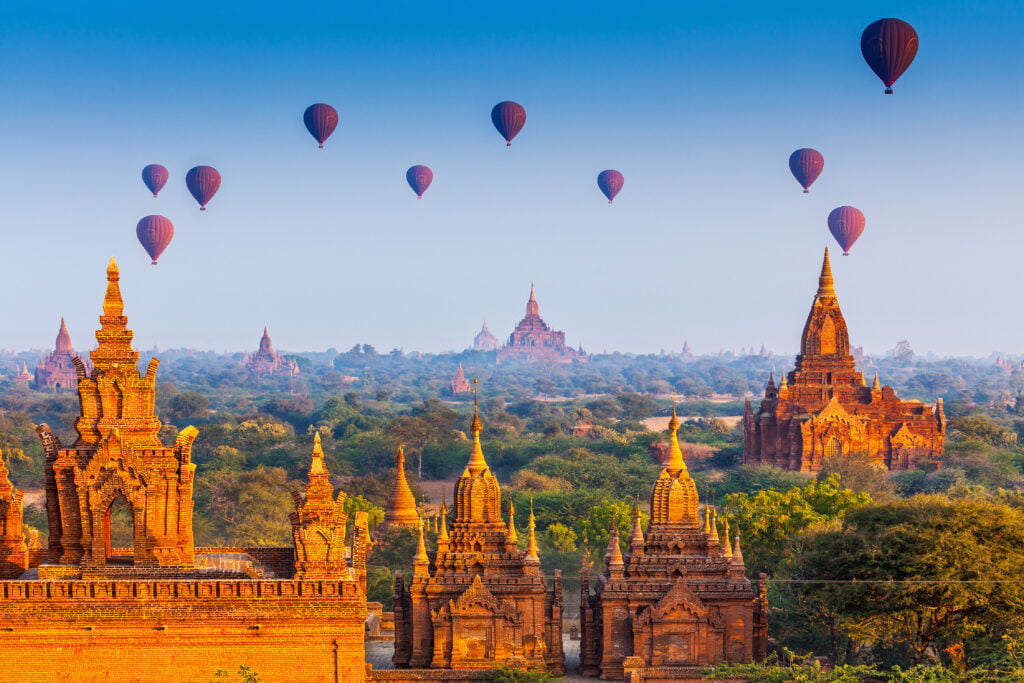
[380,443,421,533]
[743,248,945,472]
[34,317,89,391]
[393,382,565,674]
[580,406,767,679]
[36,258,199,571]
[0,450,27,578]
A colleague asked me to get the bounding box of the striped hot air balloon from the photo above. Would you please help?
[136,215,174,265]
[406,165,433,198]
[186,166,221,210]
[141,164,169,198]
[597,170,624,203]
[861,19,919,94]
[827,206,866,255]
[303,103,339,148]
[788,149,824,193]
[491,101,526,146]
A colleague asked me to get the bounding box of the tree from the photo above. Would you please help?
[616,393,657,420]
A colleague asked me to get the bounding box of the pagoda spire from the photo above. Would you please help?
[526,284,539,317]
[438,493,449,542]
[817,247,835,297]
[90,257,139,372]
[0,449,13,497]
[525,498,540,563]
[873,372,882,391]
[664,403,688,475]
[506,498,518,544]
[722,517,733,559]
[466,379,489,474]
[384,442,420,529]
[55,317,72,353]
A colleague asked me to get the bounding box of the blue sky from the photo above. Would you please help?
[1,1,1021,356]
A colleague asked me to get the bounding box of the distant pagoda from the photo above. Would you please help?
[497,285,586,363]
[449,362,472,395]
[13,363,32,388]
[473,322,499,351]
[243,327,299,378]
[35,317,89,391]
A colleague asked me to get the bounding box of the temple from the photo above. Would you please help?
[497,285,586,363]
[473,322,499,351]
[580,407,768,679]
[743,249,945,472]
[449,362,472,394]
[13,362,32,388]
[393,385,565,674]
[34,318,89,391]
[0,260,369,683]
[243,327,299,378]
[380,443,421,533]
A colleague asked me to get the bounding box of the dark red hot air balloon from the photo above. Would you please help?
[186,166,221,210]
[789,149,824,193]
[141,164,168,198]
[491,101,526,146]
[861,19,919,94]
[304,103,339,148]
[136,215,174,265]
[597,170,624,203]
[406,165,433,198]
[827,206,866,255]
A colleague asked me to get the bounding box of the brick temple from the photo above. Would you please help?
[497,285,586,363]
[449,362,472,394]
[580,407,768,678]
[243,327,299,378]
[380,443,421,534]
[34,317,89,391]
[392,389,565,674]
[0,260,369,683]
[743,249,946,472]
[473,322,499,351]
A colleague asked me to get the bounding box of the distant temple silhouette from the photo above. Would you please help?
[35,317,90,391]
[744,249,945,472]
[243,327,299,378]
[497,286,586,363]
[472,322,499,351]
[449,362,472,394]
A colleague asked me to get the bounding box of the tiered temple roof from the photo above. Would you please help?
[497,285,586,363]
[243,327,299,378]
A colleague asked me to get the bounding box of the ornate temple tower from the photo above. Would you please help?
[0,450,27,578]
[497,286,586,363]
[35,259,199,572]
[381,443,420,532]
[473,322,499,351]
[744,249,945,472]
[243,327,299,378]
[35,318,88,391]
[13,362,32,388]
[393,387,565,674]
[449,362,472,395]
[580,407,767,678]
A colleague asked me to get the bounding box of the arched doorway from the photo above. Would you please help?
[104,496,135,565]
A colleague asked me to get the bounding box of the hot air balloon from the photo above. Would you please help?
[136,215,174,265]
[186,166,221,210]
[141,164,169,198]
[861,19,919,94]
[406,165,433,198]
[827,206,866,255]
[788,149,824,193]
[491,101,526,146]
[303,103,339,148]
[597,170,624,203]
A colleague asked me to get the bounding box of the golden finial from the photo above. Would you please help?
[732,533,744,565]
[817,247,835,297]
[629,502,644,545]
[722,516,733,559]
[466,378,488,473]
[525,497,540,562]
[471,378,482,433]
[664,400,687,474]
[709,507,720,543]
[873,372,881,391]
[506,497,518,544]
[103,257,125,317]
[438,492,449,541]
[606,527,624,568]
[309,431,326,474]
[413,518,429,565]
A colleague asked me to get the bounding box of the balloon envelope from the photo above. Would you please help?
[827,206,866,255]
[186,166,221,210]
[406,165,433,198]
[788,149,824,192]
[136,215,174,264]
[597,170,624,203]
[861,18,919,93]
[141,164,169,197]
[491,101,526,146]
[304,103,339,148]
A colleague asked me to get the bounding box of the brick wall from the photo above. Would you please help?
[0,578,366,683]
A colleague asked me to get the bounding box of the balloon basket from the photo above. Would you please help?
[885,88,893,94]
[152,194,158,198]
[608,200,613,204]
[506,142,511,147]
[843,251,850,256]
[151,261,158,266]
[417,196,422,200]
[803,189,809,194]
[318,144,324,149]
[200,207,206,211]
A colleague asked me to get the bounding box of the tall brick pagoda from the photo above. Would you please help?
[580,407,767,678]
[497,285,586,363]
[34,317,89,391]
[243,326,299,378]
[0,259,370,683]
[393,385,565,674]
[743,249,945,472]
[381,443,421,532]
[473,321,499,351]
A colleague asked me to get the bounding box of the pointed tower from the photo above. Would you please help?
[449,362,472,394]
[290,433,352,579]
[580,405,764,677]
[244,326,299,378]
[35,258,200,572]
[394,380,564,674]
[743,248,945,472]
[498,285,586,364]
[382,444,420,532]
[473,322,499,351]
[0,449,28,578]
